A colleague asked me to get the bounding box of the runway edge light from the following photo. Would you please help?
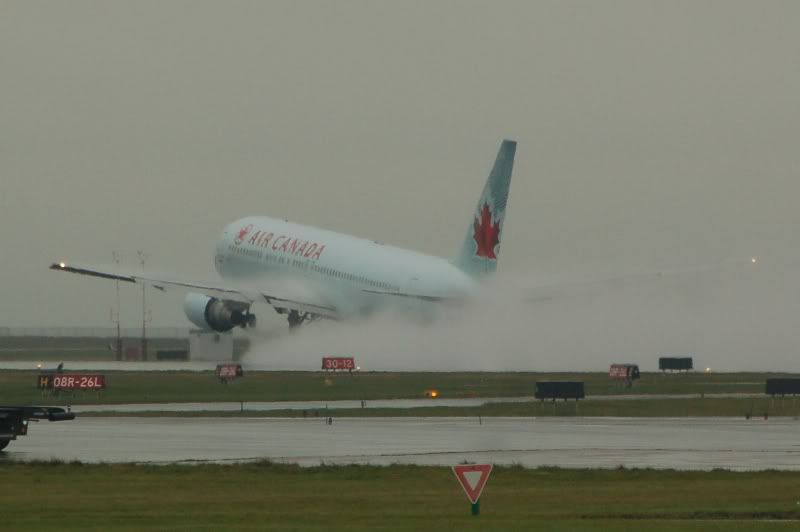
[452,464,493,516]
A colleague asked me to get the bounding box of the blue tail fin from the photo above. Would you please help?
[454,139,516,279]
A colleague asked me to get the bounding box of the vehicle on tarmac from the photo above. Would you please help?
[0,406,75,451]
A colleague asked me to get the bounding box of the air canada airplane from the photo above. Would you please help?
[51,140,516,331]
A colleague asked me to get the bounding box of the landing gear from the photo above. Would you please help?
[287,310,309,328]
[0,439,9,451]
[278,309,321,329]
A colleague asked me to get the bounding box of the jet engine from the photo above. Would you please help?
[183,292,255,332]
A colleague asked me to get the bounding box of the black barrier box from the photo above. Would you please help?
[535,381,585,401]
[659,357,693,372]
[766,378,800,396]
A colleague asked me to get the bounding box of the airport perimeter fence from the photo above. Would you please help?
[0,327,193,339]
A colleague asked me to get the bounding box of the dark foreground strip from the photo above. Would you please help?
[582,511,800,521]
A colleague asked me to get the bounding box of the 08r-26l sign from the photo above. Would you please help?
[38,374,106,390]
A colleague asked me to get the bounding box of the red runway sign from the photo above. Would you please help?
[609,364,640,380]
[452,464,493,504]
[38,374,106,390]
[215,364,243,383]
[321,357,355,371]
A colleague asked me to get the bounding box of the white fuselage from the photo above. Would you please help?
[214,216,477,315]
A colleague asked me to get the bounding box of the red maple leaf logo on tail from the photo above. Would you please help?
[473,203,500,259]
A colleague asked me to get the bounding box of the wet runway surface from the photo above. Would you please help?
[4,417,798,470]
[71,393,762,413]
[73,398,525,412]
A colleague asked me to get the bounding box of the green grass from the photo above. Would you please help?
[0,462,797,531]
[1,370,792,407]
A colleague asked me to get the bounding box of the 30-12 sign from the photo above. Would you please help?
[38,374,106,390]
[321,357,355,371]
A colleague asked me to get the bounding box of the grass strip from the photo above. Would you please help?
[2,370,795,405]
[0,462,798,531]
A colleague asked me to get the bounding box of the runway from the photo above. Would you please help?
[71,393,762,413]
[4,417,798,470]
[73,397,527,412]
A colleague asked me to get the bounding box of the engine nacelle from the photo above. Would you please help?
[183,292,254,332]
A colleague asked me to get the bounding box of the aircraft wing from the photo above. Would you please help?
[49,262,340,319]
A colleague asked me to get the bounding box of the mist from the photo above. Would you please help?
[1,1,798,376]
[242,259,800,372]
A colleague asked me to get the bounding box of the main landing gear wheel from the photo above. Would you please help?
[276,307,321,329]
[287,310,322,329]
[287,310,308,328]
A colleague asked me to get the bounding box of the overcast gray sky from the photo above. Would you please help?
[2,0,799,354]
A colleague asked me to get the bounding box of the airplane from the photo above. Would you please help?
[51,140,517,331]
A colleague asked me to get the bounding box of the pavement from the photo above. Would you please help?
[3,416,798,470]
[69,393,765,413]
